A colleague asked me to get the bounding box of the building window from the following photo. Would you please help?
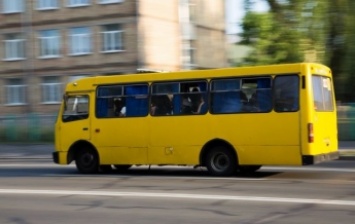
[98,0,122,4]
[67,0,90,7]
[2,0,23,13]
[101,24,123,52]
[41,76,61,103]
[182,42,196,69]
[6,78,26,105]
[39,29,60,58]
[69,27,91,55]
[37,0,58,10]
[3,33,25,60]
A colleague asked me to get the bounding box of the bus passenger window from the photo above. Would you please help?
[151,95,172,116]
[211,78,242,114]
[274,75,299,112]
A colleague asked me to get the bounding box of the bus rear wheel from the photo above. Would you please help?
[205,146,237,176]
[75,147,99,174]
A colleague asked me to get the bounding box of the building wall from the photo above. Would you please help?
[0,0,228,116]
[0,0,139,116]
[194,0,227,69]
[137,0,181,71]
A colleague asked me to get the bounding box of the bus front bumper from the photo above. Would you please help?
[52,151,68,164]
[302,151,339,165]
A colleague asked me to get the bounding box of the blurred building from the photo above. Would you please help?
[0,0,227,116]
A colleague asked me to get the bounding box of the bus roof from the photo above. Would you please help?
[65,63,331,92]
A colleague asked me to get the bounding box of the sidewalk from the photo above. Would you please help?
[0,143,54,159]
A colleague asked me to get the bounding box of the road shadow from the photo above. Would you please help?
[0,165,280,178]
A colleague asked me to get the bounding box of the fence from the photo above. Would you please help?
[0,105,355,142]
[0,114,57,142]
[337,103,355,141]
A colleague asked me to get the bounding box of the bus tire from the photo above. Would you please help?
[205,146,237,176]
[75,147,99,174]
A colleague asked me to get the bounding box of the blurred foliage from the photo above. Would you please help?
[239,0,355,102]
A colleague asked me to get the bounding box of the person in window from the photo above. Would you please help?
[190,88,206,114]
[151,95,172,115]
[192,94,206,114]
[181,95,193,114]
[114,98,126,117]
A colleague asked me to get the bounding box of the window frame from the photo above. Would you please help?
[68,27,92,56]
[312,75,334,112]
[41,76,62,104]
[67,0,90,7]
[62,94,90,122]
[37,0,58,10]
[98,0,123,5]
[150,80,208,116]
[2,0,23,14]
[273,75,300,113]
[3,33,26,61]
[210,76,272,114]
[96,83,149,118]
[5,78,26,105]
[38,29,61,58]
[101,24,124,53]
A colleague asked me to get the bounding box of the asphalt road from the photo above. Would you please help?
[0,160,355,224]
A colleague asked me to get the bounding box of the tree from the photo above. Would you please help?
[238,2,304,65]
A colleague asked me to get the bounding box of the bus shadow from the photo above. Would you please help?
[0,166,280,178]
[99,167,280,179]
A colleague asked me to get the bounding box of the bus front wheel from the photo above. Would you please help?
[205,146,237,176]
[75,147,99,174]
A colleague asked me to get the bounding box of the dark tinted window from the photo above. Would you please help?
[274,75,299,112]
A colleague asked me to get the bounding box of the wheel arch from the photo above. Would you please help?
[199,138,238,166]
[67,140,98,164]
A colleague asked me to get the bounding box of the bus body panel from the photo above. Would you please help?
[148,116,210,164]
[311,112,338,154]
[300,63,338,162]
[211,112,300,165]
[237,146,302,165]
[91,117,149,164]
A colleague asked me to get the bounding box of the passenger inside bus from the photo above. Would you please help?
[114,98,126,117]
[151,95,172,115]
[181,95,192,114]
[190,87,207,114]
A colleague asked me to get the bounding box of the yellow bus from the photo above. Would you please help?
[53,63,338,176]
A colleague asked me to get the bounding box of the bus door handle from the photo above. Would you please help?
[83,127,88,131]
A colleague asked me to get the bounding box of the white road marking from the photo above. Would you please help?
[0,188,355,206]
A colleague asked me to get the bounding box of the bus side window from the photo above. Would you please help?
[125,84,149,117]
[211,78,242,114]
[151,95,172,116]
[274,75,299,112]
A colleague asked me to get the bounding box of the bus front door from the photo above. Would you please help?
[59,94,91,153]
